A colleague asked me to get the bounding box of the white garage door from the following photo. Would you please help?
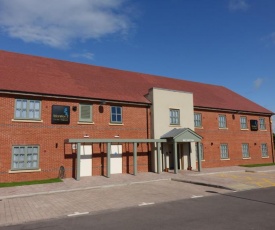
[111,145,122,174]
[80,144,92,177]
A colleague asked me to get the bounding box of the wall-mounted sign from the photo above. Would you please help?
[52,105,70,124]
[250,120,258,131]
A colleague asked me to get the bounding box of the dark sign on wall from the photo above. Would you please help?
[52,105,70,124]
[250,120,258,131]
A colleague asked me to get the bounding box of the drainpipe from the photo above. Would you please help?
[270,116,274,163]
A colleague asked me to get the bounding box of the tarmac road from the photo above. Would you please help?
[2,186,275,230]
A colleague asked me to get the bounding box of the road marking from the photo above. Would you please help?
[191,195,203,199]
[138,202,155,206]
[67,212,89,217]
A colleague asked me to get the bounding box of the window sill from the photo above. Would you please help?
[262,156,269,159]
[169,124,181,127]
[196,160,205,162]
[241,129,249,131]
[77,122,94,125]
[9,169,41,174]
[220,158,230,161]
[109,123,124,126]
[12,119,43,123]
[260,129,267,131]
[195,127,203,129]
[242,157,251,160]
[219,128,228,130]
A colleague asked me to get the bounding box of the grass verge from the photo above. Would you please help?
[239,163,275,168]
[0,178,63,188]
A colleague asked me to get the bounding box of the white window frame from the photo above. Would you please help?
[242,143,250,158]
[259,118,266,130]
[194,113,202,127]
[240,116,248,129]
[261,143,268,157]
[220,144,229,159]
[219,115,227,128]
[79,104,92,122]
[11,145,40,170]
[14,99,41,120]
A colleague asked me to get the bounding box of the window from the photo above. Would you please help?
[79,104,92,122]
[259,118,266,130]
[242,143,249,158]
[196,143,204,161]
[240,116,248,129]
[12,146,39,170]
[111,106,122,123]
[194,113,202,127]
[219,115,227,128]
[15,99,41,120]
[220,144,229,159]
[170,109,180,125]
[261,144,268,157]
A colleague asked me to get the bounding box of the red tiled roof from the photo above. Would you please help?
[0,50,273,114]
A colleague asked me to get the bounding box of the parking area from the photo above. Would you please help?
[0,179,228,227]
[1,165,275,227]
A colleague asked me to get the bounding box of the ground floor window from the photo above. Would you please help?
[242,143,250,158]
[261,143,268,157]
[220,144,229,159]
[12,145,39,170]
[196,143,204,161]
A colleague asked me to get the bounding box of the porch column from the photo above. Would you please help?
[133,142,137,176]
[107,142,111,178]
[173,141,178,174]
[76,143,81,181]
[157,142,161,174]
[197,142,202,172]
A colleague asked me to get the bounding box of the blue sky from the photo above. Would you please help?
[0,0,274,129]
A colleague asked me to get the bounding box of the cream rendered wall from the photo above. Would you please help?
[147,88,196,172]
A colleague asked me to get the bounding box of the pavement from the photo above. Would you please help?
[0,165,275,227]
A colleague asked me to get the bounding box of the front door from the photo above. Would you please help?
[80,144,92,177]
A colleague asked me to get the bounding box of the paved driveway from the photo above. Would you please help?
[0,180,227,227]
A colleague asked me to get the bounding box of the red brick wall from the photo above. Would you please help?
[0,94,151,182]
[194,109,274,168]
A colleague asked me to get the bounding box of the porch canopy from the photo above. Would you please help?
[64,138,166,181]
[161,128,203,173]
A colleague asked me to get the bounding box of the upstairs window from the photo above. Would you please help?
[79,104,92,122]
[170,109,180,125]
[240,116,248,129]
[259,118,266,130]
[219,115,227,128]
[111,106,122,123]
[15,99,41,120]
[194,113,202,127]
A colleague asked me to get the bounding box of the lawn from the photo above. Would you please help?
[0,178,63,188]
[239,163,275,168]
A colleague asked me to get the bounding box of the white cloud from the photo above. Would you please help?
[0,0,133,48]
[71,52,94,60]
[229,0,249,11]
[253,78,264,90]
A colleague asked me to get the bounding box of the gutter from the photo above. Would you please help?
[194,106,274,116]
[0,90,151,107]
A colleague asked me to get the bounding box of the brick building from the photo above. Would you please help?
[0,50,274,182]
